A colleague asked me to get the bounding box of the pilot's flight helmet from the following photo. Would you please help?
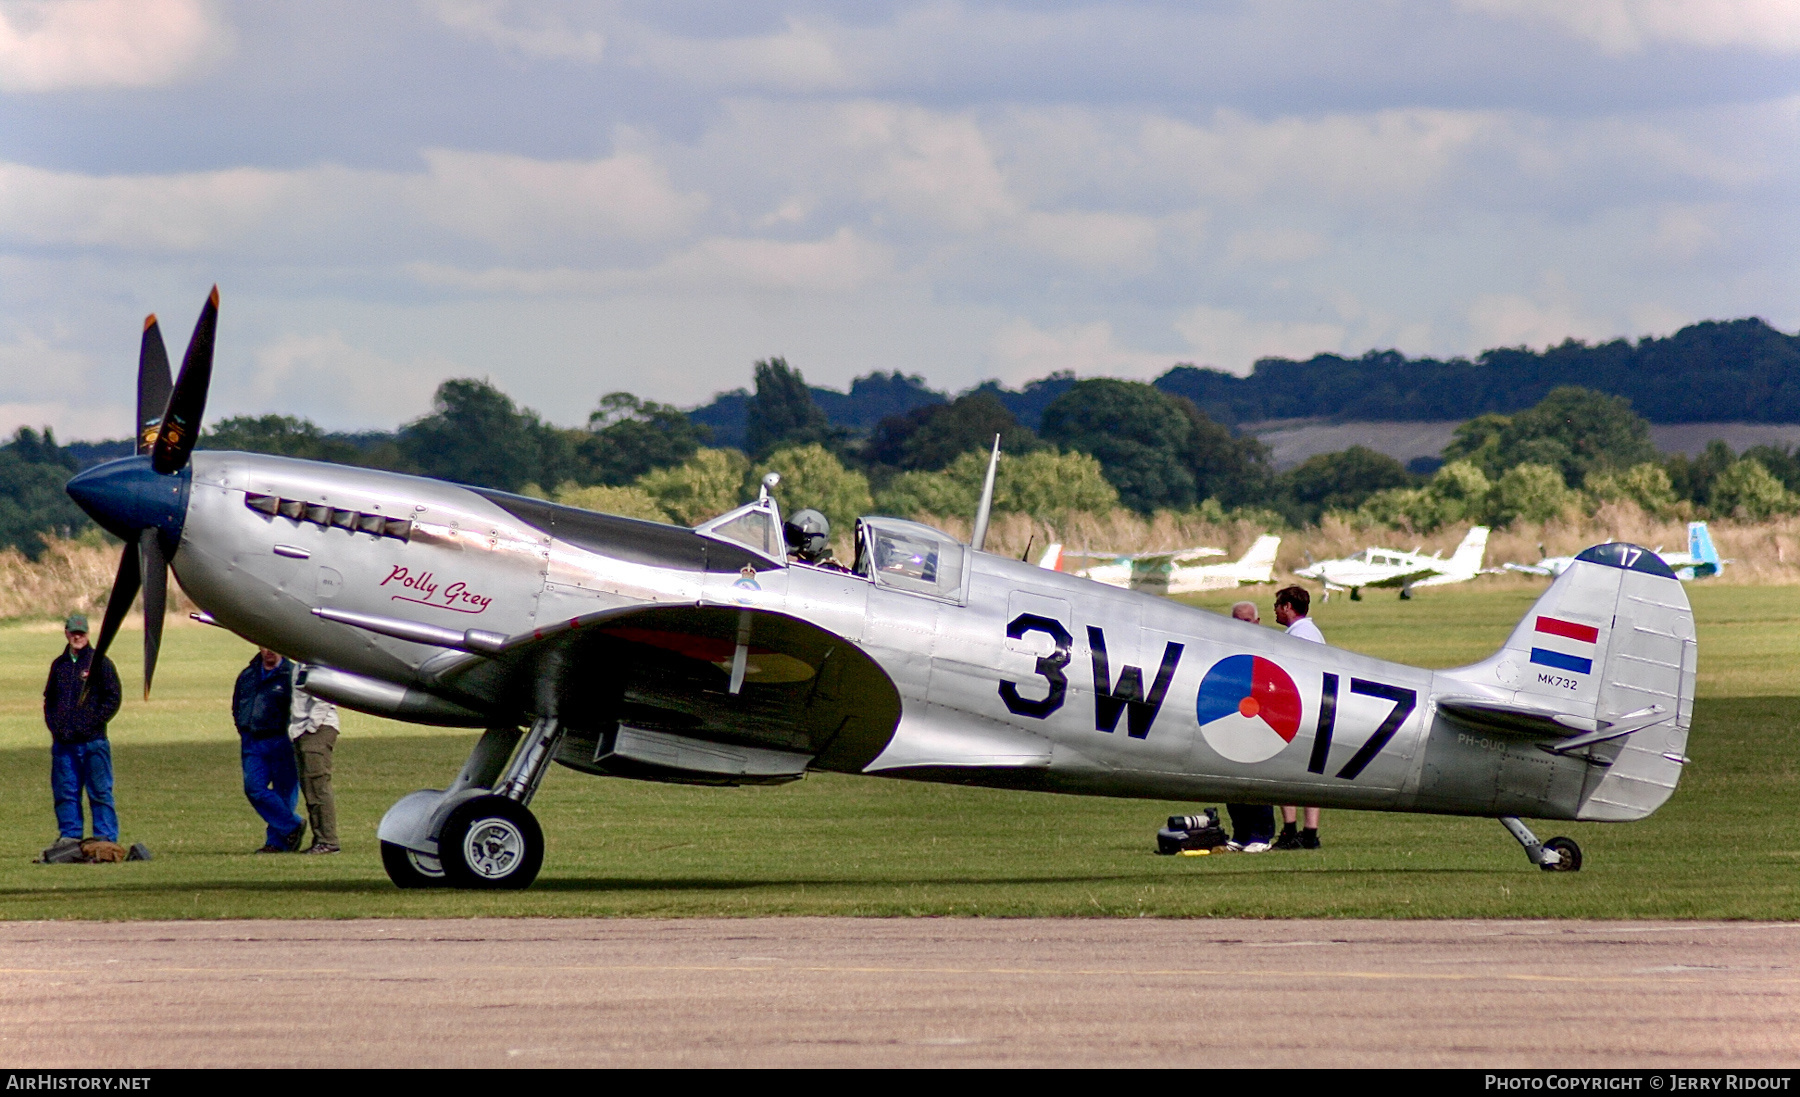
[784,508,831,561]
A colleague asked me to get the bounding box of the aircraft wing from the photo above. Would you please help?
[1057,546,1224,566]
[1361,565,1443,589]
[317,603,903,777]
[1504,562,1553,576]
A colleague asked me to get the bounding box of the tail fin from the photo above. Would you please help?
[1448,526,1489,574]
[1235,534,1281,580]
[1688,521,1720,577]
[1038,542,1063,571]
[1440,543,1695,821]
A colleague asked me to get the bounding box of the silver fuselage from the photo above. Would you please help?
[175,451,1686,822]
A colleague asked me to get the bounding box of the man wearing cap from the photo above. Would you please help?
[41,613,123,851]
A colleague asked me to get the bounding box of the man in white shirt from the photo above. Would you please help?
[289,664,342,854]
[1273,586,1324,849]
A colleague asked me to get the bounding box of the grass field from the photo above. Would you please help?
[0,581,1795,920]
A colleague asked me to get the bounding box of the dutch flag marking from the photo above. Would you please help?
[1530,615,1598,675]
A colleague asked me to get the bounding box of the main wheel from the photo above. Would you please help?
[1540,836,1582,872]
[438,795,544,889]
[381,841,448,888]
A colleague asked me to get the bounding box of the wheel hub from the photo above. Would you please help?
[463,818,525,879]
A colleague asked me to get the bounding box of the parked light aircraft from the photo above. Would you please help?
[1294,527,1491,600]
[1037,535,1281,594]
[1506,522,1723,582]
[66,292,1695,888]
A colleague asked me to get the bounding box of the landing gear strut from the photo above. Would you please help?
[1500,816,1582,872]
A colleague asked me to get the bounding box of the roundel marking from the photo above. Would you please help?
[1196,654,1303,764]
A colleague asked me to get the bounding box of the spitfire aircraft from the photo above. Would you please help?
[1508,523,1724,583]
[1295,526,1491,600]
[1037,535,1281,595]
[67,291,1695,888]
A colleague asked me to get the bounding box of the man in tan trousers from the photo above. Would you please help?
[289,664,341,854]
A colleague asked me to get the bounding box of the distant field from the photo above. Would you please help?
[1248,419,1800,470]
[0,582,1793,920]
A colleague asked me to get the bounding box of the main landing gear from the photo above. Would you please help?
[380,715,566,890]
[1500,815,1582,872]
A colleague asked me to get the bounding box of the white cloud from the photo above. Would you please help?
[232,332,448,428]
[0,0,227,92]
[407,226,893,296]
[0,149,705,258]
[0,160,323,250]
[411,149,706,251]
[986,318,1170,384]
[1462,0,1800,55]
[1465,277,1613,350]
[1173,305,1348,374]
[1645,203,1728,260]
[1013,210,1160,270]
[422,0,603,62]
[1224,228,1328,266]
[634,17,850,91]
[0,327,98,399]
[842,103,1017,231]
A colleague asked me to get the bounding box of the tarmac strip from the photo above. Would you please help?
[0,918,1794,1068]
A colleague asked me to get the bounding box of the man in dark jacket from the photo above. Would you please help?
[233,647,305,853]
[43,612,122,847]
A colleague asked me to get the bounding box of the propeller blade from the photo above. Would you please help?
[137,314,172,456]
[92,539,141,667]
[150,286,218,475]
[140,530,167,699]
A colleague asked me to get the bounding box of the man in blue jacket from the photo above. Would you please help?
[42,613,122,850]
[234,647,305,853]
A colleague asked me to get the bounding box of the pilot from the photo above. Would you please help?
[1273,586,1325,851]
[1222,602,1275,853]
[784,508,845,570]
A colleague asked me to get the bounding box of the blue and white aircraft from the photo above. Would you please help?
[1508,522,1724,582]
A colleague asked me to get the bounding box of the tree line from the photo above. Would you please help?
[1155,317,1800,425]
[5,315,1800,555]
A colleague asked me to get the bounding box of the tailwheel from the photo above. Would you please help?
[1540,836,1582,872]
[381,841,449,888]
[439,794,544,889]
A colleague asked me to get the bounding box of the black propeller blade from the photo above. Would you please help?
[88,533,143,706]
[150,286,217,475]
[137,315,171,456]
[140,530,167,699]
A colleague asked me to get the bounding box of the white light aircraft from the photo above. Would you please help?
[1039,535,1282,594]
[1295,527,1490,600]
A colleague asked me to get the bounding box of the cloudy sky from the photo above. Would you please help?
[3,0,1799,439]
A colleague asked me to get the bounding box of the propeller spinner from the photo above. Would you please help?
[68,287,218,699]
